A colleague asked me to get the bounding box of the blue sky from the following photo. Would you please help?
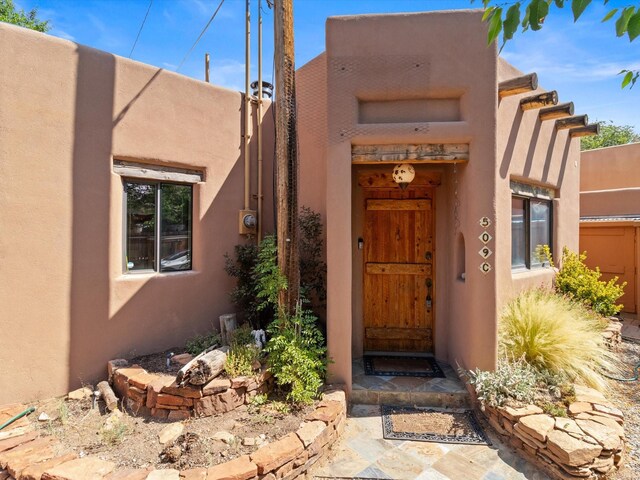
[13,0,640,129]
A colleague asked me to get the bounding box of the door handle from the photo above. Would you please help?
[426,278,432,309]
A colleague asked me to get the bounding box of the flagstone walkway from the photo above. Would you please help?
[308,404,549,480]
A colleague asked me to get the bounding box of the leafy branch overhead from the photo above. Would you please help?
[477,0,640,88]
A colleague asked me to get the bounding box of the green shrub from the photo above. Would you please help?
[266,305,327,405]
[185,331,221,356]
[299,206,327,312]
[499,288,616,391]
[467,358,540,407]
[225,325,261,377]
[466,358,571,408]
[225,243,274,329]
[554,247,626,317]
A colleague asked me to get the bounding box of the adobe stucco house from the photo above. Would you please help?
[1,10,589,404]
[580,142,640,315]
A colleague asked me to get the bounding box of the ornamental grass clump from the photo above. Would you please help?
[499,288,616,391]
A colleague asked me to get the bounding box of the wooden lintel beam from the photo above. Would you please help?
[556,114,588,130]
[539,102,574,121]
[352,143,469,164]
[519,90,558,111]
[569,123,600,138]
[498,73,538,98]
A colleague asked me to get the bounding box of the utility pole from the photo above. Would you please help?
[274,0,299,314]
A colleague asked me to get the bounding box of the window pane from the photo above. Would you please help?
[126,182,156,271]
[160,184,192,272]
[511,197,526,268]
[530,199,551,267]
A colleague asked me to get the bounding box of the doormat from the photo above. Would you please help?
[363,355,445,378]
[381,405,490,445]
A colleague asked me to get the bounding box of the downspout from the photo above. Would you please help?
[244,0,251,212]
[257,0,264,243]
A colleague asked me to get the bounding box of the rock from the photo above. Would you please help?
[212,431,236,445]
[156,394,192,407]
[147,470,180,480]
[546,429,602,467]
[231,377,250,389]
[242,437,255,447]
[159,424,185,445]
[41,457,115,480]
[554,418,584,437]
[321,389,347,410]
[574,419,621,451]
[498,404,543,422]
[305,402,342,424]
[19,453,77,480]
[568,402,593,415]
[107,359,129,379]
[0,432,39,454]
[295,421,326,448]
[179,468,207,480]
[67,387,92,401]
[167,410,191,422]
[171,354,193,366]
[104,468,153,480]
[202,379,231,396]
[251,361,261,371]
[194,389,245,417]
[249,433,304,474]
[128,372,157,391]
[206,454,257,480]
[516,414,555,442]
[38,413,50,422]
[161,382,202,399]
[592,403,624,420]
[574,412,624,437]
[573,385,607,404]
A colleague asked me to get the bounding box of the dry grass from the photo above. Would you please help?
[499,288,617,391]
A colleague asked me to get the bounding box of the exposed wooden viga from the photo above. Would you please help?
[498,72,538,98]
[519,91,558,111]
[352,143,469,164]
[539,102,574,121]
[556,114,588,130]
[569,123,600,138]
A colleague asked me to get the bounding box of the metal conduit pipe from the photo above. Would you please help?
[257,0,264,243]
[244,0,251,212]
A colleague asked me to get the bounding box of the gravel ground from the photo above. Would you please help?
[609,339,640,479]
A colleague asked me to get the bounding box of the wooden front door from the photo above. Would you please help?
[363,188,435,352]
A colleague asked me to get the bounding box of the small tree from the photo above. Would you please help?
[581,121,640,151]
[1,0,50,32]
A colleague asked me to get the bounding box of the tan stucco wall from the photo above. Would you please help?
[0,23,274,403]
[314,10,501,388]
[496,66,581,304]
[579,143,640,314]
[580,142,640,217]
[296,11,582,391]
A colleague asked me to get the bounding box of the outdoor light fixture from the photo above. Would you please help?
[392,163,415,190]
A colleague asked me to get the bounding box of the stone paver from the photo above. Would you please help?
[620,313,640,341]
[309,404,550,480]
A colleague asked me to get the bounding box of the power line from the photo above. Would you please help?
[129,0,154,59]
[177,0,226,72]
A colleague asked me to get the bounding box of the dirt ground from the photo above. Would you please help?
[31,349,315,470]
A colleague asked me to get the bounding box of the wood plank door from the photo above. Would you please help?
[580,226,637,314]
[363,189,434,352]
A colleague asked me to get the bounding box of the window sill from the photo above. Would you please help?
[511,267,555,279]
[117,270,200,281]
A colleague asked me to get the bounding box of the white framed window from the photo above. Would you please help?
[124,180,193,273]
[511,181,553,270]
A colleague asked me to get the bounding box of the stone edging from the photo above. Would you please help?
[108,359,273,420]
[0,387,347,480]
[476,384,625,479]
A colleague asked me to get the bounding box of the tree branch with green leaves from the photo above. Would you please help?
[475,0,640,88]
